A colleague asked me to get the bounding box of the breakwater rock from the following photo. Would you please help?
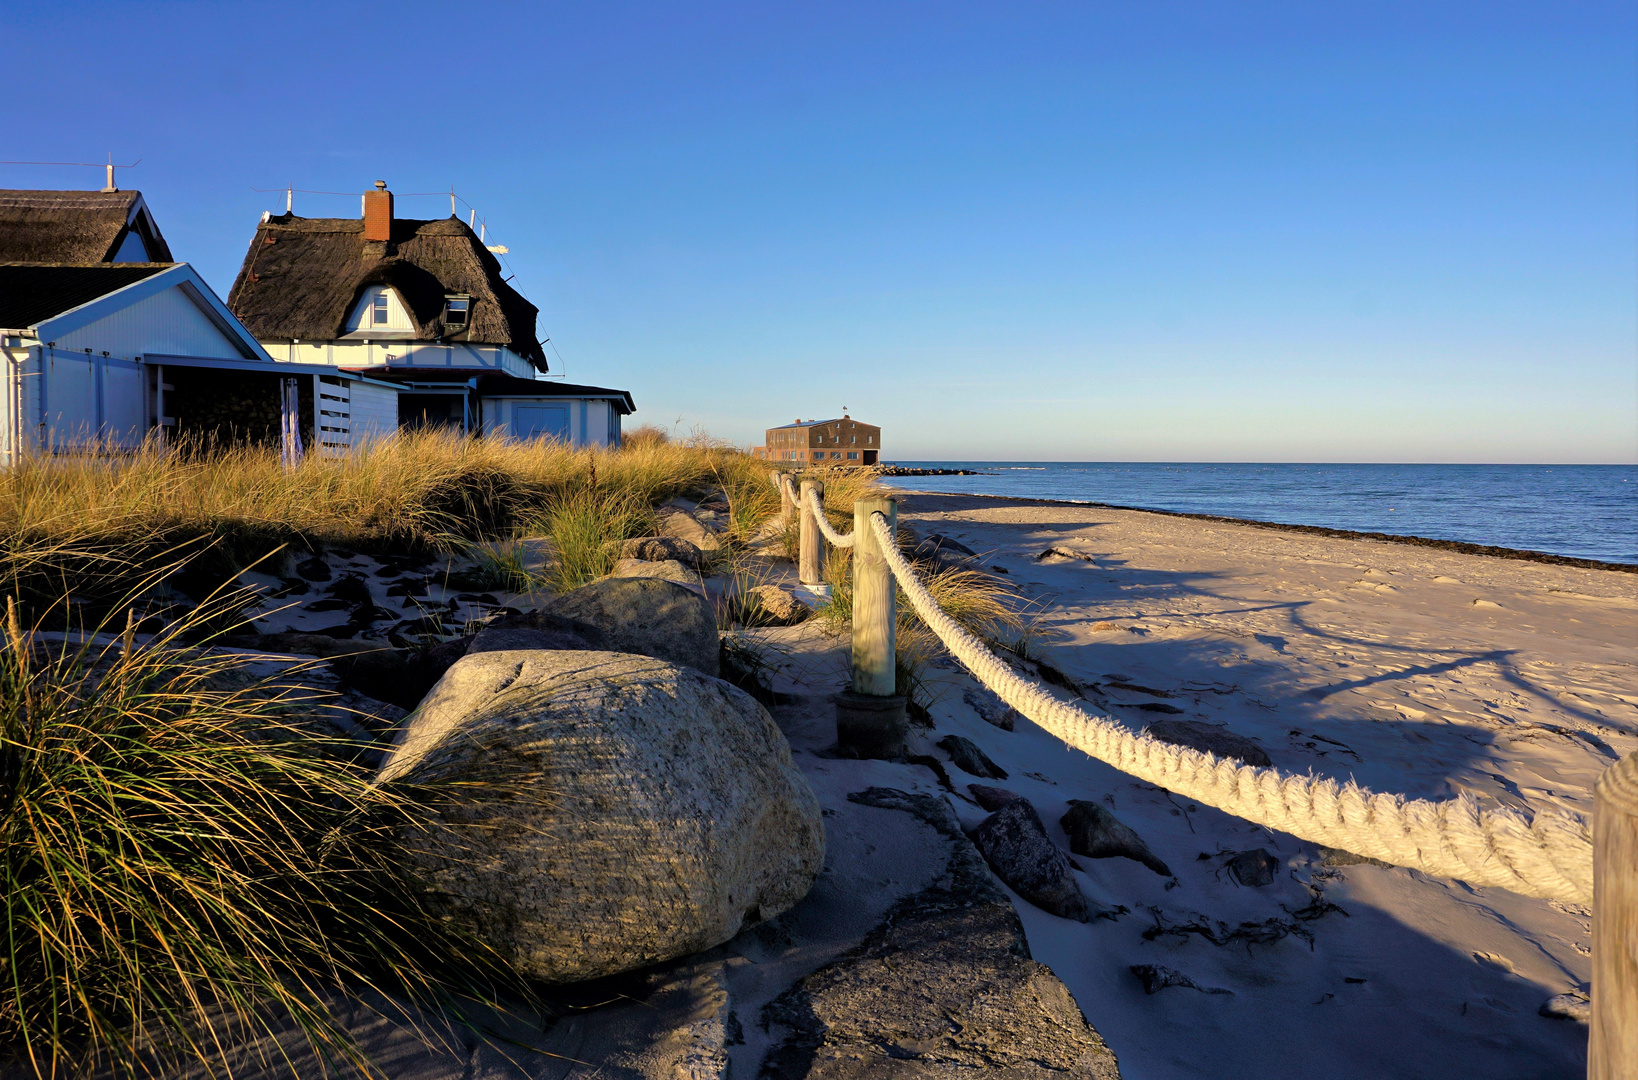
[378,649,825,984]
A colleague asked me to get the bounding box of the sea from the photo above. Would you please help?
[882,463,1638,566]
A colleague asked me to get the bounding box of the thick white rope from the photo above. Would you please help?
[865,511,1593,904]
[804,487,855,548]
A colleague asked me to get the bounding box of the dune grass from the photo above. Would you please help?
[0,572,533,1078]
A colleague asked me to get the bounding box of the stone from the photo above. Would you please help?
[970,799,1099,922]
[761,788,1121,1080]
[293,555,332,582]
[216,632,431,710]
[937,734,1007,779]
[967,784,1022,812]
[610,558,707,597]
[1145,718,1272,768]
[467,623,601,654]
[1538,991,1591,1022]
[378,650,824,984]
[658,506,722,554]
[913,534,976,560]
[1225,848,1281,888]
[1060,800,1173,877]
[1129,965,1233,996]
[962,686,1018,731]
[325,573,373,606]
[744,584,811,626]
[621,534,708,571]
[546,576,720,677]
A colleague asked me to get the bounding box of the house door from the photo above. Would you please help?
[514,404,570,442]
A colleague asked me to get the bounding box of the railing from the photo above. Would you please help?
[770,471,1635,1077]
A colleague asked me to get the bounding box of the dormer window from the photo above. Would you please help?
[444,295,471,329]
[344,285,413,336]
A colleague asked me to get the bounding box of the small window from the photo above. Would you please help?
[371,293,390,325]
[851,435,856,444]
[847,451,858,460]
[444,296,470,328]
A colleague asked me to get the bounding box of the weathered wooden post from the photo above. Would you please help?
[1591,750,1638,1079]
[835,495,907,758]
[798,478,827,595]
[778,472,796,535]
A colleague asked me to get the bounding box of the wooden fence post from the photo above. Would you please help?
[834,495,906,759]
[850,496,896,697]
[798,479,826,592]
[1591,750,1638,1079]
[778,473,795,535]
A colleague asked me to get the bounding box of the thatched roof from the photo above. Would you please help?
[0,263,171,330]
[226,215,547,370]
[0,190,173,264]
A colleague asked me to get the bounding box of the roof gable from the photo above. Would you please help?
[0,190,173,264]
[226,215,546,370]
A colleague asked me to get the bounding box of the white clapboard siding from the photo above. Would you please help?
[52,282,248,361]
[346,381,399,447]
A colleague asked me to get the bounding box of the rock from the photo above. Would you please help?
[744,584,811,626]
[1225,848,1281,888]
[1036,547,1093,563]
[937,734,1007,779]
[621,535,708,571]
[967,784,1022,812]
[609,558,706,597]
[1538,991,1591,1022]
[1319,846,1394,869]
[379,650,823,984]
[1129,965,1233,996]
[325,573,374,606]
[761,788,1121,1079]
[409,635,474,689]
[658,506,722,554]
[467,623,601,654]
[970,798,1098,922]
[294,555,332,582]
[1060,800,1172,877]
[962,686,1018,731]
[913,534,976,560]
[1145,718,1272,768]
[216,632,431,710]
[546,577,720,677]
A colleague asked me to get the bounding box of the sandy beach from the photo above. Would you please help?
[744,489,1636,1079]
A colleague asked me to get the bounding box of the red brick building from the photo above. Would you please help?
[752,414,880,465]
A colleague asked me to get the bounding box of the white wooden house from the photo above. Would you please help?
[226,182,635,446]
[0,190,398,462]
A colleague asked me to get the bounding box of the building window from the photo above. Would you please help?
[444,295,470,328]
[851,435,856,444]
[847,451,858,460]
[372,293,390,326]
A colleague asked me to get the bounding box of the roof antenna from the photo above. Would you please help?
[103,152,118,192]
[449,185,457,217]
[286,186,293,214]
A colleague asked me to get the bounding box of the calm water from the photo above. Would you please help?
[884,463,1638,565]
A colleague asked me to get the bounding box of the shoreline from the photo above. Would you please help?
[881,483,1637,574]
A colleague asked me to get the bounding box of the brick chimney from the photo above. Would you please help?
[363,180,392,242]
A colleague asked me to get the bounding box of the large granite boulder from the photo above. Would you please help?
[378,649,824,984]
[1060,800,1172,877]
[658,506,723,555]
[609,557,707,597]
[761,788,1121,1079]
[546,576,720,677]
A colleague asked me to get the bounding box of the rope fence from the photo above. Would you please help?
[769,473,1633,1072]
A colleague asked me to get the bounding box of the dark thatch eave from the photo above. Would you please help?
[0,190,173,264]
[225,214,547,371]
[0,262,173,330]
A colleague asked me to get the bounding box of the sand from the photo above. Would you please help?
[759,488,1635,1079]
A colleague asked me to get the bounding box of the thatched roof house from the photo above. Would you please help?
[226,192,546,371]
[0,190,172,264]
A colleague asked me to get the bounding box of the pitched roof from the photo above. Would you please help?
[337,366,635,413]
[767,417,869,430]
[0,262,172,330]
[0,190,173,264]
[226,214,547,370]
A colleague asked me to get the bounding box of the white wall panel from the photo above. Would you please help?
[102,359,146,447]
[53,284,246,360]
[348,382,399,445]
[44,350,96,445]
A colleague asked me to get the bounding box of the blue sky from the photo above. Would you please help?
[5,1,1634,462]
